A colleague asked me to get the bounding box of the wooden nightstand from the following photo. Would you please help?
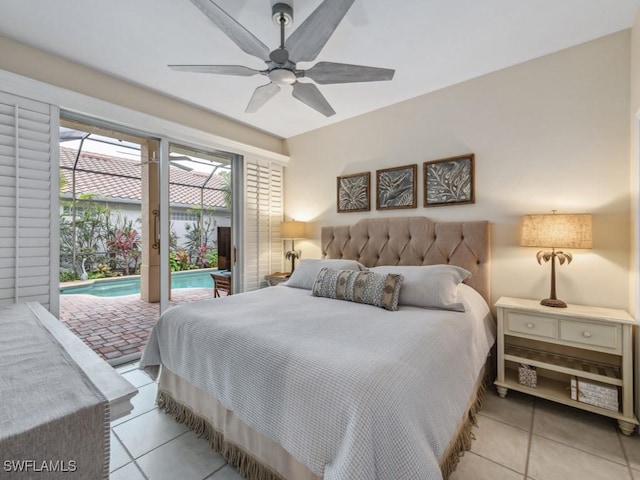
[265,272,289,286]
[494,296,638,435]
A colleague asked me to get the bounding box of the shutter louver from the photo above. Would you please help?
[244,158,283,291]
[0,92,53,309]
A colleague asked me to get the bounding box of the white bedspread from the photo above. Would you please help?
[141,284,495,480]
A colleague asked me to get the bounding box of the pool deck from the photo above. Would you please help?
[59,288,216,364]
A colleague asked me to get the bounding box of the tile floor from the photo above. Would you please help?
[111,364,640,480]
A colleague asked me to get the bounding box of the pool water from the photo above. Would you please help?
[60,270,221,297]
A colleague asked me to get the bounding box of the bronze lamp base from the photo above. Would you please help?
[540,298,567,308]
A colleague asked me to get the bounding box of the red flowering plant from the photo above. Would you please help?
[108,229,141,276]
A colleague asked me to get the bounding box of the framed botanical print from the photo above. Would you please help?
[423,154,475,207]
[337,172,370,213]
[376,164,417,210]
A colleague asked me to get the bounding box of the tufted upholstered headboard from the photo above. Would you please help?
[321,216,490,304]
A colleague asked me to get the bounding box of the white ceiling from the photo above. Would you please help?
[1,0,639,139]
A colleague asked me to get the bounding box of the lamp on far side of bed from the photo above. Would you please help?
[281,220,307,273]
[520,211,592,308]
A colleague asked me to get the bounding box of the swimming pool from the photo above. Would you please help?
[60,269,220,297]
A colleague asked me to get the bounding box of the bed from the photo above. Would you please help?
[140,216,495,480]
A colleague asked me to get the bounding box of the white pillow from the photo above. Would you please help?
[284,259,367,290]
[368,265,471,312]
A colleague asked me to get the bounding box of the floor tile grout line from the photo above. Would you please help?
[111,428,136,467]
[202,461,229,480]
[111,408,156,434]
[130,429,192,462]
[111,404,159,428]
[523,399,536,479]
[477,410,532,434]
[530,399,631,467]
[531,429,629,467]
[463,450,526,477]
[108,461,133,476]
[531,430,634,470]
[110,382,159,426]
[131,459,149,480]
[616,427,636,479]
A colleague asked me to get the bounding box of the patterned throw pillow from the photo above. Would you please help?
[312,267,403,311]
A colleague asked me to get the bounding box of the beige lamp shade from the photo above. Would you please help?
[281,220,307,240]
[520,213,592,249]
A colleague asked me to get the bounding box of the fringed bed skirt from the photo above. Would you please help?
[156,363,490,480]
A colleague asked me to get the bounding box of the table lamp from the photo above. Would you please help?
[520,211,592,308]
[281,220,307,273]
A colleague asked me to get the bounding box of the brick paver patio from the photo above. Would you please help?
[59,288,215,364]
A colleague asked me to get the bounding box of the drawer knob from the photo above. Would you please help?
[526,323,534,329]
[583,331,592,338]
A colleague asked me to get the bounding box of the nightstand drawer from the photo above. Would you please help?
[559,319,620,350]
[505,312,556,339]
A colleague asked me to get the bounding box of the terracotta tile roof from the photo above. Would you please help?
[59,147,229,209]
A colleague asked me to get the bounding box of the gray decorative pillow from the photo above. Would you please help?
[284,259,366,290]
[312,267,403,311]
[369,265,471,312]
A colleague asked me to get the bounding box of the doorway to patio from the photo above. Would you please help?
[58,117,234,365]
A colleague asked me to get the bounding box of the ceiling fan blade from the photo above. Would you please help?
[285,0,356,63]
[245,83,281,113]
[292,82,336,117]
[169,64,263,76]
[188,0,270,61]
[304,62,395,84]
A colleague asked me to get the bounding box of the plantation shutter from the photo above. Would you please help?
[0,91,56,311]
[243,157,283,291]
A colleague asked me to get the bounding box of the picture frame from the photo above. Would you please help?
[376,164,417,210]
[337,172,371,213]
[423,154,475,207]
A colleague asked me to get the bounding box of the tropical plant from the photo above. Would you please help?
[90,263,112,279]
[206,248,219,268]
[218,170,232,209]
[59,194,145,277]
[168,222,179,252]
[108,229,141,276]
[59,195,113,274]
[59,268,79,283]
[197,245,209,268]
[169,252,180,272]
[174,251,191,271]
[183,208,217,264]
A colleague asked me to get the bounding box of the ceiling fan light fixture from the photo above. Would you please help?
[272,3,293,27]
[269,68,297,85]
[175,0,394,117]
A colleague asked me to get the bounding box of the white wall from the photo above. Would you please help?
[629,10,640,433]
[285,31,631,311]
[630,12,640,319]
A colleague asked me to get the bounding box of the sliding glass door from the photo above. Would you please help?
[166,144,234,307]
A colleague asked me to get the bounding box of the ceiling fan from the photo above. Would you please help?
[169,0,395,117]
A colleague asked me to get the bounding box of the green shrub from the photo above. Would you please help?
[90,263,112,279]
[59,269,79,283]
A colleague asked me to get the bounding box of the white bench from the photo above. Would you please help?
[3,302,137,420]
